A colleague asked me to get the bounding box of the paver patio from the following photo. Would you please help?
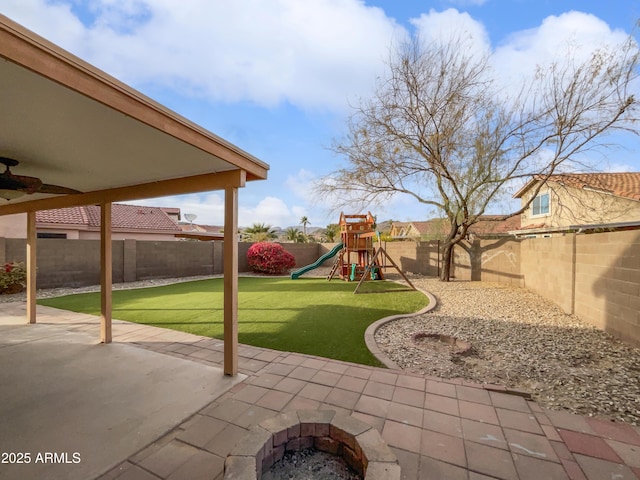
[2,302,639,480]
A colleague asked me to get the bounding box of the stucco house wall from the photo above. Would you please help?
[0,213,26,238]
[518,177,640,229]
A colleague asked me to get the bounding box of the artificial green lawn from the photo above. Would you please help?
[38,277,428,366]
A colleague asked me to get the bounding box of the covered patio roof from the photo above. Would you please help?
[0,14,269,375]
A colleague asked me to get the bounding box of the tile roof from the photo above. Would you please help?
[179,223,223,234]
[468,215,522,234]
[36,206,88,225]
[392,216,520,237]
[36,204,181,231]
[410,220,449,236]
[515,172,640,201]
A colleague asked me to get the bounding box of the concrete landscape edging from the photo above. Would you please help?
[363,286,437,369]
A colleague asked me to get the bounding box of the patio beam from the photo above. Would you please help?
[100,202,112,343]
[26,211,36,324]
[0,170,246,216]
[223,185,239,376]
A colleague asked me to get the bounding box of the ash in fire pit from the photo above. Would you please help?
[411,332,472,356]
[263,448,360,480]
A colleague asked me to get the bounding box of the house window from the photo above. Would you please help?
[531,192,550,216]
[37,232,67,239]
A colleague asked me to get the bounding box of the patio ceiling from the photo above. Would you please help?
[0,14,264,376]
[0,14,268,214]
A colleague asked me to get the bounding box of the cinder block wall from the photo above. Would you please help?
[280,243,322,267]
[135,241,215,280]
[520,235,576,314]
[2,238,216,288]
[3,238,125,288]
[452,239,523,286]
[318,243,340,266]
[573,230,640,344]
[2,234,638,345]
[384,241,440,276]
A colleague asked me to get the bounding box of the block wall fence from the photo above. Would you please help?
[450,231,640,346]
[1,232,638,346]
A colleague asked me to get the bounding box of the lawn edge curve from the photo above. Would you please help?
[363,286,437,369]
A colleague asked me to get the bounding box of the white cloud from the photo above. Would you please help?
[410,8,491,58]
[2,0,406,112]
[240,196,293,227]
[285,169,317,200]
[492,11,631,87]
[125,193,310,227]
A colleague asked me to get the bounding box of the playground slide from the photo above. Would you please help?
[290,243,343,279]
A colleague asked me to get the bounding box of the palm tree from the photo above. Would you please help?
[300,216,310,236]
[285,227,304,243]
[323,223,339,242]
[243,223,277,242]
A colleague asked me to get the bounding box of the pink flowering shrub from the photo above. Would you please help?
[247,242,295,275]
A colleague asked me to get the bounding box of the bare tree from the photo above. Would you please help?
[317,34,639,281]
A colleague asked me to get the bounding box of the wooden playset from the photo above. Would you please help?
[327,212,416,293]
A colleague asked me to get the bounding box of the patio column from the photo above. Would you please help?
[100,202,112,343]
[223,186,239,376]
[26,210,36,324]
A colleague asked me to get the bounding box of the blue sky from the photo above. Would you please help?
[2,0,640,228]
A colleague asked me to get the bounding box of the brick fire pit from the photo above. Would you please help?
[224,410,400,479]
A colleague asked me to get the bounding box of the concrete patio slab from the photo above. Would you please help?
[0,320,244,480]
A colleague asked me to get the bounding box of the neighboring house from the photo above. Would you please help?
[0,204,183,240]
[390,216,520,241]
[467,215,522,238]
[176,222,224,241]
[390,220,449,240]
[514,173,640,232]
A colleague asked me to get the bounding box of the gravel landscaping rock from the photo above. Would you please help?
[375,277,640,425]
[0,275,219,304]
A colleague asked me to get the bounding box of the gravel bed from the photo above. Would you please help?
[0,274,224,303]
[375,278,640,425]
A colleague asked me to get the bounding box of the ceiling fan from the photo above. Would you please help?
[0,157,82,200]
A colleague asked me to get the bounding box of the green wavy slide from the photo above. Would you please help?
[290,243,344,279]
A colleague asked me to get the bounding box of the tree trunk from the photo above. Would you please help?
[440,241,454,282]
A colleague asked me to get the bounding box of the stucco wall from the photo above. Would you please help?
[520,182,640,229]
[0,214,27,238]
